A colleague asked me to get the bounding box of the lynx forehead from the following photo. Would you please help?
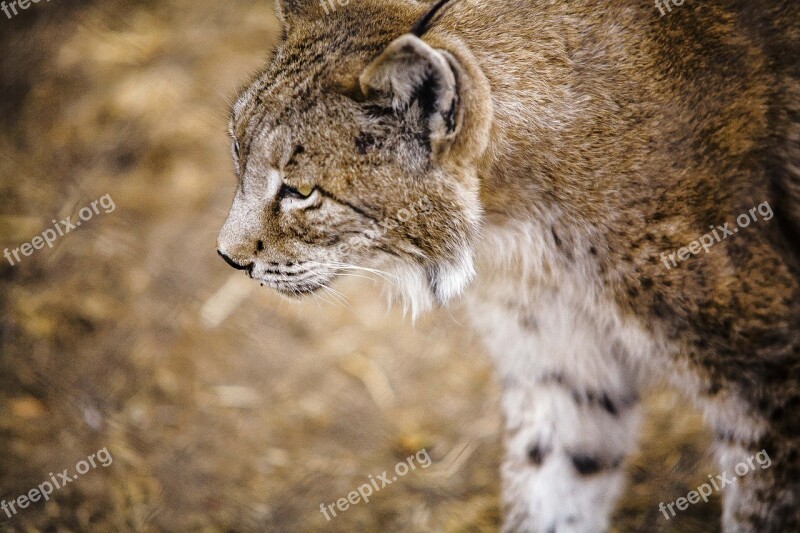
[217,0,800,531]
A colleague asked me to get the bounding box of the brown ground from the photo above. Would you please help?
[0,2,720,531]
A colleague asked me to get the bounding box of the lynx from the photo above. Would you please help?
[217,0,800,530]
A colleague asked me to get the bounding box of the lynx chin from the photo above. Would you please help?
[217,0,800,531]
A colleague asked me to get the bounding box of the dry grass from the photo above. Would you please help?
[0,2,719,531]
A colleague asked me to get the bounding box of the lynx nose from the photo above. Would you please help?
[217,250,252,272]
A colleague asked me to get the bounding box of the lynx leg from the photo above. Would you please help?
[709,393,800,532]
[469,277,648,532]
[500,371,641,533]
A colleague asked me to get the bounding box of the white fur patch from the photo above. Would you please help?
[381,260,434,321]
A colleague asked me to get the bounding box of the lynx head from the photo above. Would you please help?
[217,0,492,315]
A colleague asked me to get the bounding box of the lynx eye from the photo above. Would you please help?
[281,183,316,200]
[295,183,314,197]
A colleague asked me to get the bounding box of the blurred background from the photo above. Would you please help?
[0,1,721,531]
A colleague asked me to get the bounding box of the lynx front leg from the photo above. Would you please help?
[469,272,652,532]
[500,371,641,532]
[707,392,800,532]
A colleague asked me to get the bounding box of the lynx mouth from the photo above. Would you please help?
[269,281,327,298]
[253,267,334,298]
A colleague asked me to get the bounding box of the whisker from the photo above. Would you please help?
[294,285,321,309]
[308,289,328,309]
[332,272,383,284]
[320,285,353,310]
[315,289,346,309]
[316,262,398,283]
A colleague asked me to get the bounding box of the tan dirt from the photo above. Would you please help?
[0,2,718,531]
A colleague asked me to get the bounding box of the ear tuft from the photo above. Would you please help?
[274,0,321,24]
[411,0,456,37]
[359,35,462,153]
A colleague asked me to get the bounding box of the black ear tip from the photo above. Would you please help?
[411,0,456,37]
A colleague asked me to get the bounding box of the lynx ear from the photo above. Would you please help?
[359,35,462,152]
